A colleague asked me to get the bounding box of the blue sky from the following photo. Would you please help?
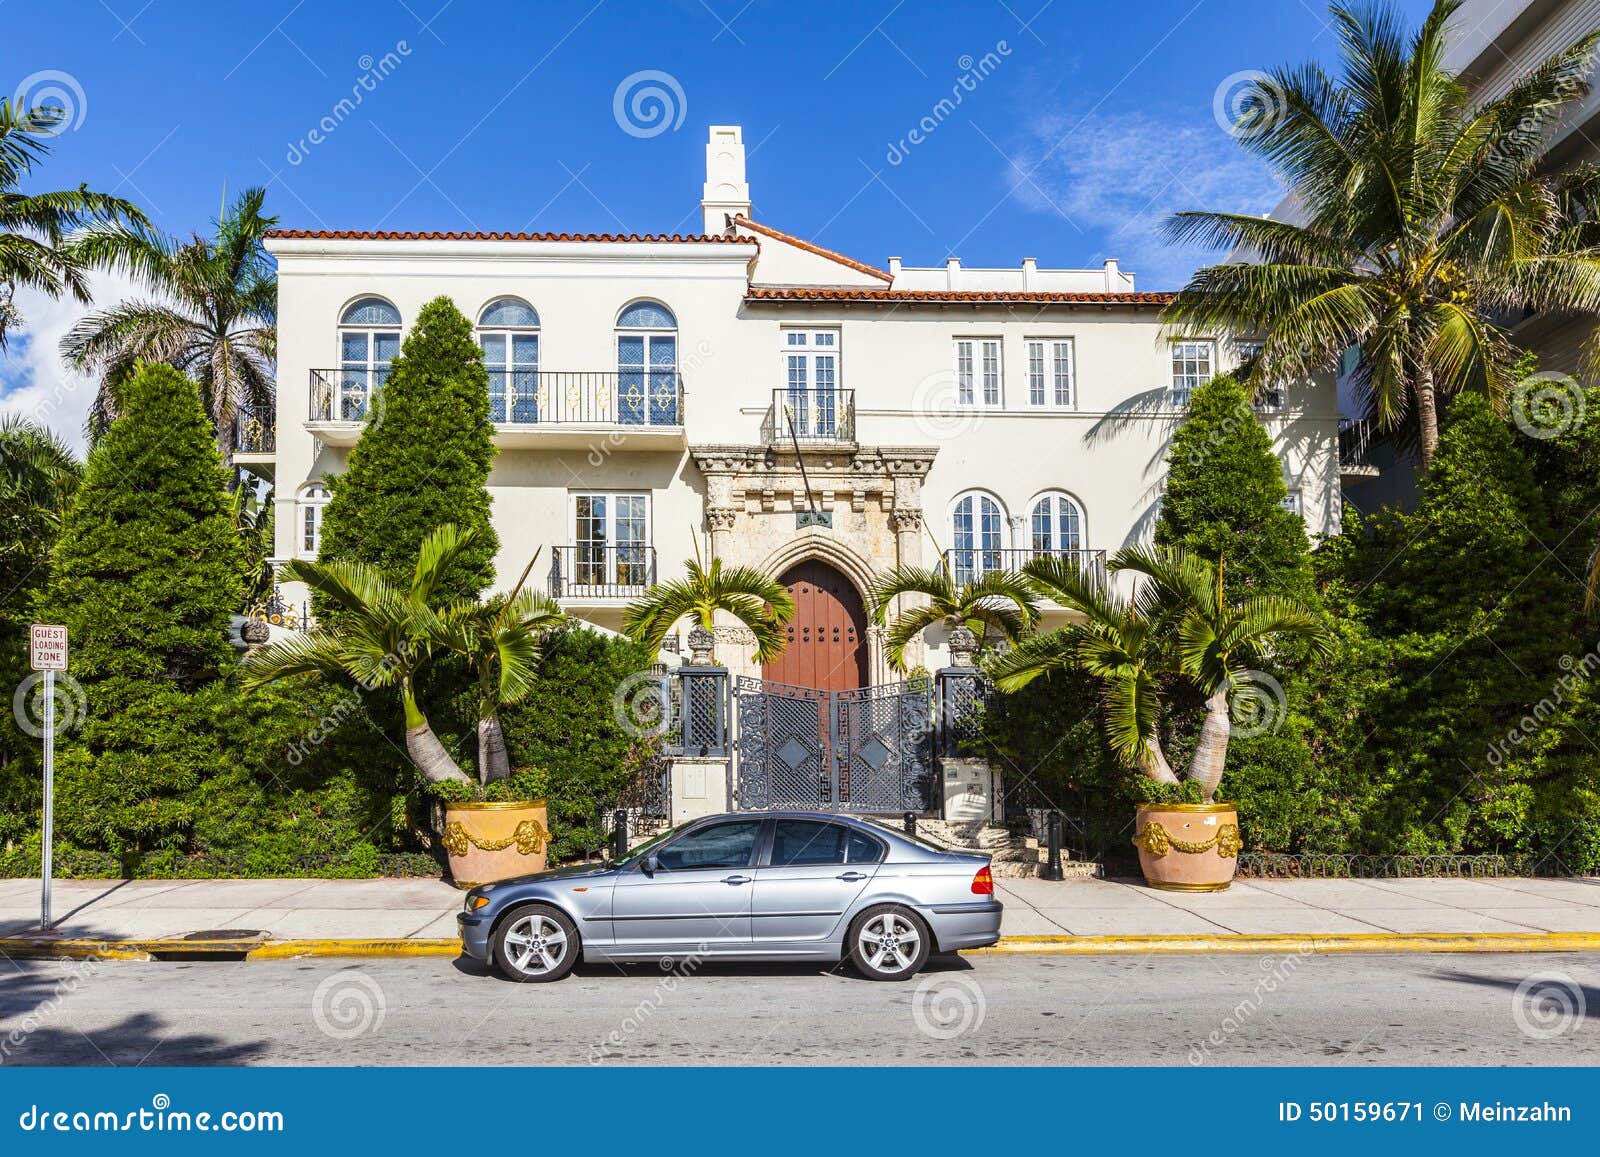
[8,0,1434,439]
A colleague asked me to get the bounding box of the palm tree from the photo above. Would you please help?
[865,563,1039,671]
[0,416,81,599]
[991,547,1329,801]
[623,542,795,663]
[439,587,565,785]
[1162,0,1600,467]
[241,524,478,786]
[0,100,147,349]
[61,187,277,446]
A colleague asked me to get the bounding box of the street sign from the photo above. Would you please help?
[29,624,67,671]
[28,625,66,931]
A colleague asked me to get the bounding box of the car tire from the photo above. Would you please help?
[847,904,932,981]
[492,904,580,983]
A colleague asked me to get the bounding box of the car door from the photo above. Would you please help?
[750,819,885,946]
[609,818,765,953]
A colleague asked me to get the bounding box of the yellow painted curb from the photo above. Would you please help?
[5,931,1600,962]
[968,931,1600,955]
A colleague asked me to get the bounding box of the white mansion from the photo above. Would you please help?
[254,125,1339,688]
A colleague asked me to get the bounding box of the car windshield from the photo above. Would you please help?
[611,822,690,868]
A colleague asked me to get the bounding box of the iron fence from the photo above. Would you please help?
[548,544,657,599]
[762,388,857,444]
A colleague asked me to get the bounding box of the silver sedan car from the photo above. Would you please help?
[457,811,1002,982]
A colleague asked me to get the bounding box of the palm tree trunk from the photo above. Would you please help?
[1187,688,1232,802]
[1139,731,1180,786]
[480,714,513,784]
[401,685,471,785]
[1415,358,1440,468]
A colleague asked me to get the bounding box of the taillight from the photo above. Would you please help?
[971,865,994,895]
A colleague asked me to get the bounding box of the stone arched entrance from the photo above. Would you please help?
[763,559,869,690]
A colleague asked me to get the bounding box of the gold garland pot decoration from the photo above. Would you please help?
[1131,821,1242,859]
[442,818,550,859]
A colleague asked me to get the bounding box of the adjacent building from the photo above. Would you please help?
[252,125,1339,689]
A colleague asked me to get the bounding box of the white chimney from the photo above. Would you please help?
[701,125,751,235]
[1021,257,1036,291]
[1103,257,1121,291]
[946,257,961,289]
[887,256,902,283]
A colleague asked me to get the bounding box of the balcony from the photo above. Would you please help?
[942,547,1108,588]
[548,544,657,601]
[228,405,276,477]
[762,388,857,447]
[305,369,686,449]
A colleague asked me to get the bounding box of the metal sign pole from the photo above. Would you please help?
[40,667,54,930]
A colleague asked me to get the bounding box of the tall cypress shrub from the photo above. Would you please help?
[318,296,498,601]
[43,363,244,855]
[1155,372,1312,597]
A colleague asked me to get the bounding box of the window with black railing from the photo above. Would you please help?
[764,387,856,444]
[232,407,275,453]
[548,544,657,598]
[942,546,1106,586]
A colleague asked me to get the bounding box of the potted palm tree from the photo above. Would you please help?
[865,562,1039,671]
[991,547,1329,891]
[242,524,564,886]
[623,540,795,665]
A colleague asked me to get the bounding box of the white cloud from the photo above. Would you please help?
[0,270,147,453]
[1005,109,1282,290]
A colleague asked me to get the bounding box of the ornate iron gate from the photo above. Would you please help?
[734,677,933,813]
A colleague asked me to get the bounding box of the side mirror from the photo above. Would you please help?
[643,854,660,876]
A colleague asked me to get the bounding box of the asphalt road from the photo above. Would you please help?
[2,952,1597,1066]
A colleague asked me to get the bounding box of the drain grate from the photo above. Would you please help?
[149,929,268,962]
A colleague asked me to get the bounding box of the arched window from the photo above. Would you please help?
[616,300,678,425]
[298,483,331,559]
[337,297,401,420]
[1029,492,1084,558]
[951,492,1006,584]
[478,298,540,423]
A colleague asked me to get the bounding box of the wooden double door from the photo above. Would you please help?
[761,560,868,691]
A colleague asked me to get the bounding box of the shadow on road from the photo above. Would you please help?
[1432,966,1600,1020]
[453,951,977,983]
[0,961,268,1066]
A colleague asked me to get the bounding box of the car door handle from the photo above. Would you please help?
[721,874,752,885]
[836,871,869,882]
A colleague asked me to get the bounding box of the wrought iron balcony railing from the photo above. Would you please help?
[308,368,685,427]
[548,543,657,599]
[942,546,1107,587]
[310,367,386,422]
[232,408,276,453]
[1339,416,1378,470]
[763,387,856,444]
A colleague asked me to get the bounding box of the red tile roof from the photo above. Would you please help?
[745,286,1176,305]
[262,229,749,243]
[730,216,893,281]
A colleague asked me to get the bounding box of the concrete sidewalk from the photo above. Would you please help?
[5,874,1600,946]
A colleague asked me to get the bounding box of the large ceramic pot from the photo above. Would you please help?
[1131,802,1242,892]
[442,800,550,888]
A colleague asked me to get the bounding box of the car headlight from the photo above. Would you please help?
[464,891,491,912]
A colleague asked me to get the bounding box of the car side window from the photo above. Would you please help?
[770,819,847,867]
[845,829,886,864]
[655,820,762,871]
